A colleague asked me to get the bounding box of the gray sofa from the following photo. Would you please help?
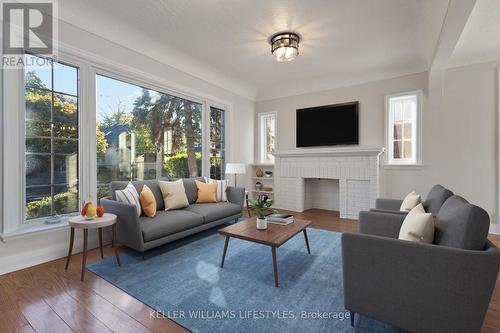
[342,195,500,333]
[372,184,454,216]
[101,178,245,253]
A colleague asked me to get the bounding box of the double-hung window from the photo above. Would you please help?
[386,91,422,165]
[259,112,276,163]
[24,54,80,221]
[209,106,226,180]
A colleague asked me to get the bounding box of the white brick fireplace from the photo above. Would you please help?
[273,147,383,219]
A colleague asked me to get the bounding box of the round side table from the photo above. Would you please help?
[65,213,121,281]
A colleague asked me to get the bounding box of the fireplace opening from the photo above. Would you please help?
[304,178,340,212]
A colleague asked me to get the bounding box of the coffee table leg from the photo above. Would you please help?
[113,224,121,266]
[272,246,279,287]
[303,229,311,254]
[65,227,74,270]
[220,236,230,268]
[98,227,104,259]
[81,229,88,281]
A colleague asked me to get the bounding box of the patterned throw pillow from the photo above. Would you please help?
[115,182,141,217]
[204,177,228,202]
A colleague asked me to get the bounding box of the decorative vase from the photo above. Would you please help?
[255,182,263,190]
[256,168,264,177]
[256,217,267,230]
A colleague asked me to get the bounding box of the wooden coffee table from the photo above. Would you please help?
[218,217,312,287]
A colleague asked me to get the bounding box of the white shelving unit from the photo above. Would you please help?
[248,163,274,199]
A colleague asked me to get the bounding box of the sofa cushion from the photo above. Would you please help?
[434,195,489,250]
[400,191,422,211]
[398,204,434,244]
[140,210,203,242]
[159,179,189,210]
[184,202,242,223]
[110,180,164,211]
[183,177,205,204]
[424,184,454,216]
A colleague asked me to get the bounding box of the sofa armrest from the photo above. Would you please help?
[227,186,245,208]
[375,198,403,211]
[358,210,406,238]
[341,233,500,333]
[101,198,143,252]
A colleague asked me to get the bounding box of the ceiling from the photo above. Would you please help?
[60,0,451,101]
[449,0,500,67]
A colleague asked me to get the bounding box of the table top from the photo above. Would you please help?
[218,217,311,247]
[69,213,117,229]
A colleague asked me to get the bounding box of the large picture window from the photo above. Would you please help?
[210,106,225,180]
[386,91,422,165]
[24,54,79,221]
[96,74,203,198]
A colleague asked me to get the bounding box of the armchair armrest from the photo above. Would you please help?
[342,233,500,333]
[358,210,406,238]
[369,208,408,216]
[375,198,403,211]
[101,198,143,252]
[227,186,245,208]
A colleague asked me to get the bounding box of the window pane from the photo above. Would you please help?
[26,154,51,186]
[54,154,78,185]
[262,114,276,162]
[393,124,402,140]
[96,75,203,198]
[403,100,414,120]
[393,141,402,159]
[54,62,78,95]
[26,138,50,153]
[25,54,52,90]
[403,141,413,159]
[24,55,79,221]
[53,184,79,215]
[26,186,52,220]
[210,107,225,180]
[394,101,403,121]
[403,123,412,139]
[25,88,51,122]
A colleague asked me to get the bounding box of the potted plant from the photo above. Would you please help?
[248,197,275,230]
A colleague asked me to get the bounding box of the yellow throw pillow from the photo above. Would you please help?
[140,184,156,217]
[159,179,189,210]
[196,180,217,203]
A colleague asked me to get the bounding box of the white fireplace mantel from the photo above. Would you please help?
[273,147,382,219]
[273,147,383,158]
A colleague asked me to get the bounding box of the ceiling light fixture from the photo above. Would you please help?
[270,32,300,62]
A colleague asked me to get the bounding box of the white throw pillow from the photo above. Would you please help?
[398,206,434,244]
[400,191,422,211]
[204,177,228,202]
[159,179,189,210]
[115,182,141,217]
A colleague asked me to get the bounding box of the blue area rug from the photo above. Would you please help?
[88,224,404,333]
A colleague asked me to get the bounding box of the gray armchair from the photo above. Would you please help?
[372,184,454,216]
[342,196,500,333]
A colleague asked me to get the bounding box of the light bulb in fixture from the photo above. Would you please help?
[270,32,300,62]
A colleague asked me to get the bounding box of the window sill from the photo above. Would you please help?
[0,218,72,242]
[383,164,425,170]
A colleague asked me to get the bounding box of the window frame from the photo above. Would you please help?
[385,90,423,166]
[1,47,232,237]
[258,111,276,164]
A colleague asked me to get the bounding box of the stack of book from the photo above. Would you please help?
[266,213,294,225]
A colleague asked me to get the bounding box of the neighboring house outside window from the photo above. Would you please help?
[259,112,276,163]
[24,54,80,221]
[385,90,422,165]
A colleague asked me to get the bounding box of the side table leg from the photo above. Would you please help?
[81,229,88,281]
[113,224,121,266]
[303,229,311,254]
[272,246,279,287]
[220,236,230,268]
[98,227,104,259]
[65,227,74,270]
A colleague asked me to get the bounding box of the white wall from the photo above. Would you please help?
[256,63,500,220]
[0,20,255,274]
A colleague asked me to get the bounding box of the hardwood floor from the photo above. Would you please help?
[0,209,498,333]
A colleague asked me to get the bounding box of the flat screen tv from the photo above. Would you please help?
[296,101,359,147]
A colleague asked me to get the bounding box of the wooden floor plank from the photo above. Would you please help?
[0,208,498,333]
